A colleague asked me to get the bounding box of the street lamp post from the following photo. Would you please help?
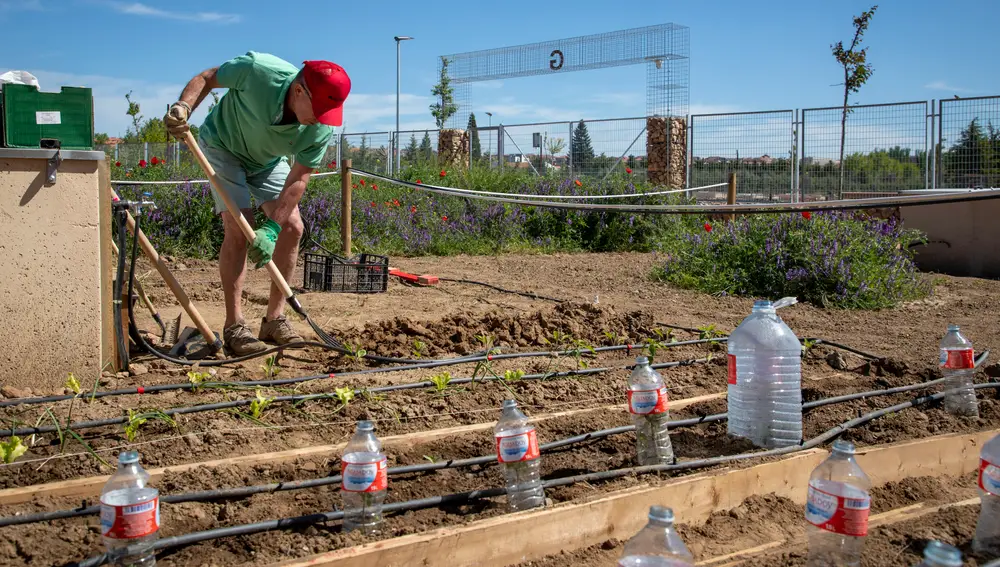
[485,111,493,168]
[394,36,413,175]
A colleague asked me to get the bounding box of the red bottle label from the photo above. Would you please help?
[341,457,388,492]
[727,354,737,385]
[496,429,540,463]
[942,349,974,369]
[100,497,159,539]
[627,386,669,415]
[980,458,1000,495]
[805,481,870,536]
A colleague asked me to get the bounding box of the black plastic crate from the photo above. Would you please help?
[303,253,389,294]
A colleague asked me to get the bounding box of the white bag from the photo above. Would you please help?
[0,70,41,92]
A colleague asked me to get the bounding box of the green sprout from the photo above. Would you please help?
[503,369,525,383]
[335,386,355,406]
[0,436,27,464]
[429,371,452,393]
[344,343,368,363]
[261,355,281,378]
[124,409,177,443]
[249,389,274,420]
[698,324,724,340]
[66,373,82,396]
[411,339,428,359]
[802,339,817,356]
[187,370,212,392]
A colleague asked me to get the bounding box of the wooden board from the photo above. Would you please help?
[267,428,1000,567]
[0,392,725,506]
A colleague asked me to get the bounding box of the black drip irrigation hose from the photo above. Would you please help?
[63,380,1000,567]
[7,355,988,530]
[435,277,566,303]
[0,337,729,410]
[0,354,717,437]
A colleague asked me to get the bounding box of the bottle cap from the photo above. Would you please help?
[356,420,375,432]
[948,324,960,332]
[752,300,775,312]
[118,450,140,465]
[922,540,962,567]
[831,439,856,455]
[635,356,649,366]
[502,399,518,410]
[648,505,674,524]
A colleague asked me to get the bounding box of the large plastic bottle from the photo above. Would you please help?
[341,420,388,535]
[727,298,803,448]
[495,399,545,512]
[973,432,1000,555]
[100,450,160,567]
[915,540,963,566]
[618,505,695,567]
[805,439,872,567]
[939,324,979,417]
[628,356,674,466]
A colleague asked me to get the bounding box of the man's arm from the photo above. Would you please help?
[270,161,313,226]
[177,67,221,113]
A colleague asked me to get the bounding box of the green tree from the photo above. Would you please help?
[468,113,481,160]
[545,136,566,159]
[831,4,878,198]
[430,57,458,129]
[94,132,109,145]
[571,121,595,171]
[419,132,434,163]
[403,133,419,163]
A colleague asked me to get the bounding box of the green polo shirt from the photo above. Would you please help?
[198,51,335,174]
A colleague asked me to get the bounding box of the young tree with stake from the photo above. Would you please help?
[831,4,878,198]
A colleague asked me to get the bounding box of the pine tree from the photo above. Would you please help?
[430,57,458,129]
[571,121,595,171]
[419,132,433,163]
[403,134,419,163]
[358,134,369,168]
[468,113,481,160]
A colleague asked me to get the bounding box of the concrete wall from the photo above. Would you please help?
[0,149,113,394]
[902,198,1000,278]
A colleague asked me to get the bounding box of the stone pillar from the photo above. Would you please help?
[647,117,687,188]
[438,128,469,169]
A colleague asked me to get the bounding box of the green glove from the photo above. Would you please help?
[247,219,281,269]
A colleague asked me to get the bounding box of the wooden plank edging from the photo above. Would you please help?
[268,428,1000,567]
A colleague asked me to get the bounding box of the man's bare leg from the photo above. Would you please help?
[220,208,255,328]
[256,201,305,345]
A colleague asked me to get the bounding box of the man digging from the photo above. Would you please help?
[164,51,351,355]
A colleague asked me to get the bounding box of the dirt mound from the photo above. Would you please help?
[338,302,657,358]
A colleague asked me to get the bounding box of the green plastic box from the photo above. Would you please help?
[1,83,94,150]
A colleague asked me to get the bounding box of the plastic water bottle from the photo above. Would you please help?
[618,505,694,567]
[628,356,674,466]
[915,540,963,566]
[495,399,545,511]
[100,450,159,567]
[973,432,1000,555]
[341,420,388,535]
[939,324,978,417]
[805,439,871,567]
[727,298,802,448]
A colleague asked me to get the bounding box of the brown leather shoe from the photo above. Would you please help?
[223,320,268,355]
[258,315,304,345]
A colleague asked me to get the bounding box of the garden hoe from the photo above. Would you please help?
[181,131,340,348]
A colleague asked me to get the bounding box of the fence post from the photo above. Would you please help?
[567,121,573,179]
[726,172,737,222]
[144,142,148,162]
[498,125,505,170]
[341,159,352,257]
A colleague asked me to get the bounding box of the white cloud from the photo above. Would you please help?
[924,81,977,94]
[101,1,241,24]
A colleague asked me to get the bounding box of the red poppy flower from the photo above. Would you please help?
[410,205,417,213]
[625,167,633,174]
[359,179,365,186]
[125,172,132,177]
[138,159,147,168]
[574,179,582,187]
[416,179,422,184]
[704,223,712,233]
[393,199,400,207]
[328,161,337,168]
[352,184,358,189]
[802,211,812,220]
[313,169,320,174]
[372,184,378,191]
[439,170,446,177]
[115,161,121,167]
[442,215,448,222]
[370,201,376,208]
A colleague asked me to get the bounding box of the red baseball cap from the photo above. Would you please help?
[301,60,351,126]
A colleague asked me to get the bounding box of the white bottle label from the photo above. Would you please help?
[941,348,974,369]
[627,385,668,415]
[980,458,1000,495]
[805,481,870,536]
[341,457,388,492]
[100,497,159,539]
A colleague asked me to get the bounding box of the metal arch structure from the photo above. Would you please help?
[437,23,690,129]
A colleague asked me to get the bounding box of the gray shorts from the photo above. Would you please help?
[201,142,290,214]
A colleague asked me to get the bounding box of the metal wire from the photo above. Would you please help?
[938,95,1000,189]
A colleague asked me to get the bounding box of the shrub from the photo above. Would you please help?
[653,211,928,309]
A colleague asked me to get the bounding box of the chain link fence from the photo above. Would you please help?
[938,96,1000,189]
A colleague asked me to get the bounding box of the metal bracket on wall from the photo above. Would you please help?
[40,139,61,185]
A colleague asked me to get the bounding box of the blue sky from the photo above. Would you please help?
[1,0,997,139]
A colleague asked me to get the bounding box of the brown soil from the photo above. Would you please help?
[3,252,1000,566]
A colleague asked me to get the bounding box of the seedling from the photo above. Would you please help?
[423,455,438,463]
[261,355,281,378]
[802,339,817,356]
[0,436,27,464]
[476,333,496,352]
[411,339,428,359]
[249,389,274,420]
[429,371,452,393]
[544,330,571,348]
[344,343,368,363]
[335,386,355,406]
[66,373,82,396]
[652,328,676,344]
[503,369,525,383]
[124,409,177,443]
[698,324,724,340]
[187,370,212,392]
[567,338,596,369]
[643,337,665,360]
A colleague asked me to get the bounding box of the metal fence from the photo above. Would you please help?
[98,95,1000,201]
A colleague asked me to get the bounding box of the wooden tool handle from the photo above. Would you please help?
[182,131,297,301]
